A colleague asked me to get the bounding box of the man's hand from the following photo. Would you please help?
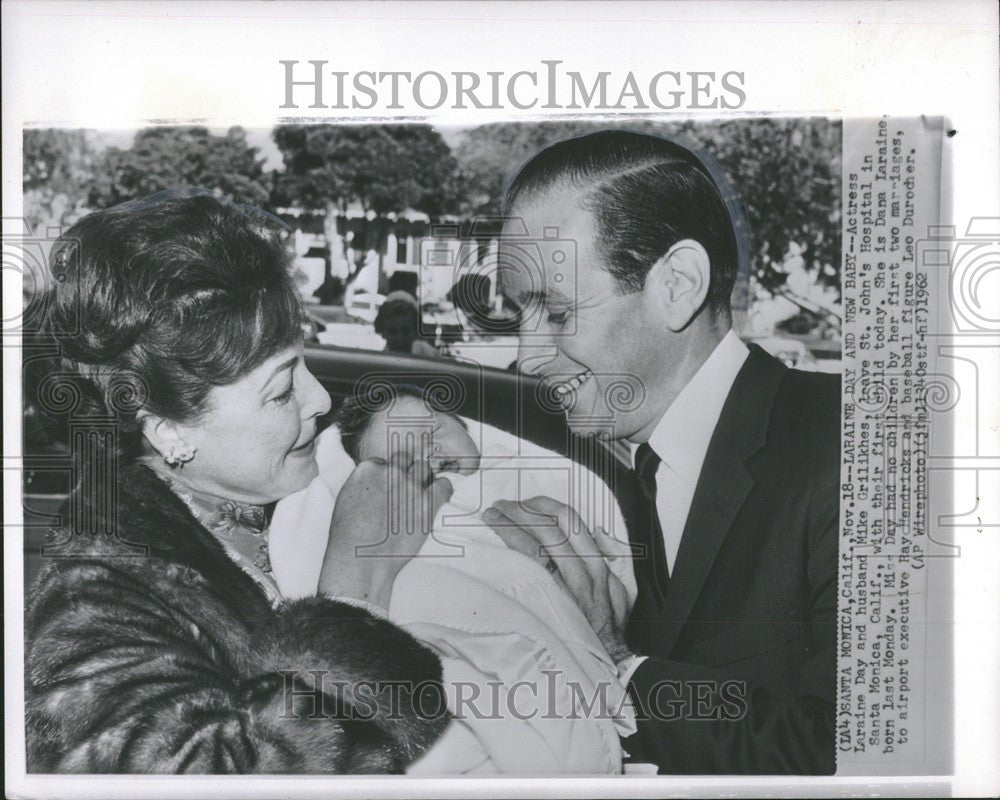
[318,449,453,611]
[482,495,633,663]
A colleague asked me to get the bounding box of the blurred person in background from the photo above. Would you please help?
[374,291,441,357]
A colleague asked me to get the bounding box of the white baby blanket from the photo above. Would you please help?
[269,420,636,774]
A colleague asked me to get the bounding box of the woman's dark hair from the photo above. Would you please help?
[336,384,466,464]
[38,194,304,463]
[504,129,744,315]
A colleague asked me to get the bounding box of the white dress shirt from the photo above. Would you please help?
[630,329,750,575]
[271,421,637,773]
[618,331,749,687]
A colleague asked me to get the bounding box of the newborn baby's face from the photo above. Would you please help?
[359,396,481,476]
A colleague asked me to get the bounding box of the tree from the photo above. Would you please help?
[23,129,100,231]
[89,126,271,210]
[272,124,461,283]
[694,118,841,299]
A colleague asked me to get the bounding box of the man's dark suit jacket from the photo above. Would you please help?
[620,344,840,774]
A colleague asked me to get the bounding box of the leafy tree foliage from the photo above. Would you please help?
[23,129,100,231]
[89,126,271,209]
[696,118,841,297]
[272,124,461,280]
[273,123,460,215]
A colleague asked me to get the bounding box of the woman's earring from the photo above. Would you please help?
[165,444,196,466]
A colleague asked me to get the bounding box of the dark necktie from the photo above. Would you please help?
[633,442,670,607]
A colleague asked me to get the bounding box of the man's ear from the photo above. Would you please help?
[645,239,711,331]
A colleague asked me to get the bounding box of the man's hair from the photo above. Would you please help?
[336,384,466,463]
[39,194,303,462]
[374,297,418,336]
[504,129,743,314]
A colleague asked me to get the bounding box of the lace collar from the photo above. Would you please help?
[140,459,279,601]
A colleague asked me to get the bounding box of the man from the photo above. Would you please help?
[483,130,839,774]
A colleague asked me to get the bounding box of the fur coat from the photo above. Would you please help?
[25,462,449,774]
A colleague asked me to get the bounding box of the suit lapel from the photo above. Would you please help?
[652,345,786,655]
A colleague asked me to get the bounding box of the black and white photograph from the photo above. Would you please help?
[4,2,997,798]
[18,118,846,777]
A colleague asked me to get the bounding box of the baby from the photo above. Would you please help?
[337,387,481,478]
[335,386,636,775]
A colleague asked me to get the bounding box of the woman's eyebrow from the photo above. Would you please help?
[260,356,298,393]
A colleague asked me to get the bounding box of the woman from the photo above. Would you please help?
[24,195,454,773]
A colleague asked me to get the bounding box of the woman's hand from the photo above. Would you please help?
[318,449,453,612]
[482,496,634,663]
